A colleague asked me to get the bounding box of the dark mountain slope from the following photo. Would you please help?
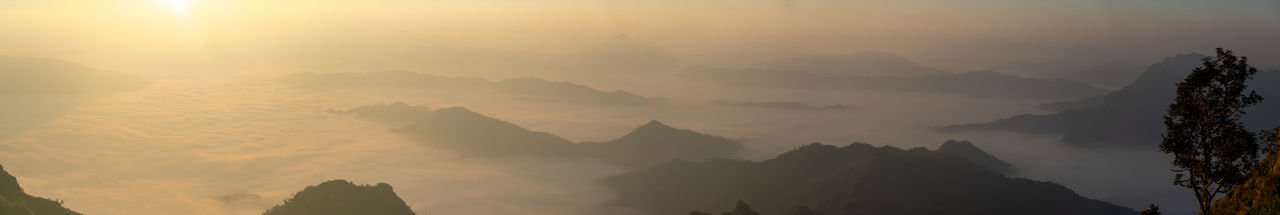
[937,140,1014,174]
[604,143,1135,215]
[581,120,743,168]
[262,180,415,215]
[0,164,81,215]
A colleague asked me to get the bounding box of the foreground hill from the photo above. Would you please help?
[604,143,1135,215]
[262,180,415,215]
[942,53,1280,147]
[280,71,655,105]
[336,102,741,168]
[0,56,146,94]
[0,164,81,215]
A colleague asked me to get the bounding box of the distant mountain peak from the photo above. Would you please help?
[937,140,1014,174]
[638,120,671,129]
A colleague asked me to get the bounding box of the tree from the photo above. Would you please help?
[1160,48,1265,215]
[1140,204,1161,215]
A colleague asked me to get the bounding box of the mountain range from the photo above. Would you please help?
[941,53,1280,147]
[280,71,655,105]
[334,102,742,169]
[604,142,1135,215]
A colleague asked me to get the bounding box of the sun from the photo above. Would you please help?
[158,0,191,15]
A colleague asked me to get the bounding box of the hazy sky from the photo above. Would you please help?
[2,0,1278,75]
[2,1,1277,214]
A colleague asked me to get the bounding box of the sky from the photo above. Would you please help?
[2,0,1279,214]
[1,0,1278,75]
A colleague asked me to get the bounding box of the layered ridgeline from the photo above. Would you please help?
[682,52,1106,100]
[333,102,742,168]
[941,53,1280,147]
[0,164,81,215]
[0,56,146,94]
[279,71,655,105]
[262,180,415,215]
[605,142,1134,215]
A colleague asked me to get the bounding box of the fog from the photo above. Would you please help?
[3,0,1278,215]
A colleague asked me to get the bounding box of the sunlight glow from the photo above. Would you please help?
[159,0,190,15]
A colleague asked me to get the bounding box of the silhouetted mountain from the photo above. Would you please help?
[0,56,146,94]
[1034,63,1145,90]
[937,140,1014,175]
[759,52,949,77]
[0,164,81,215]
[604,143,1136,215]
[262,180,415,215]
[683,67,1106,100]
[280,71,657,105]
[393,107,579,157]
[942,53,1280,147]
[711,101,854,112]
[581,120,743,168]
[345,102,742,168]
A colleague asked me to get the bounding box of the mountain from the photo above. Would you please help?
[392,107,579,157]
[279,71,657,105]
[758,52,949,77]
[941,53,1280,147]
[0,56,146,94]
[0,164,81,215]
[348,102,742,168]
[682,67,1106,100]
[711,101,854,112]
[604,143,1136,215]
[581,120,743,168]
[936,140,1014,175]
[1034,63,1145,90]
[262,180,415,215]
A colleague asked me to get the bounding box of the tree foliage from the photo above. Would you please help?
[1160,48,1265,215]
